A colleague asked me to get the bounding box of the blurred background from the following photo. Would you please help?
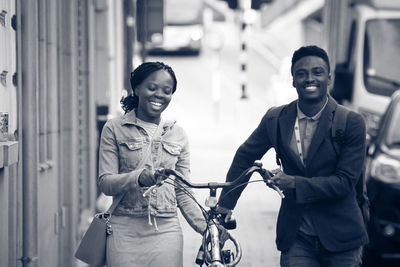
[1,0,399,266]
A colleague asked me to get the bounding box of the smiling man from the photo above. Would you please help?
[218,46,369,267]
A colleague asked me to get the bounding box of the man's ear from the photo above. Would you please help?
[292,80,296,88]
[134,87,139,96]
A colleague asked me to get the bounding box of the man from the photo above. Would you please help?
[218,45,368,266]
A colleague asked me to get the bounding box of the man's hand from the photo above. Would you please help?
[264,168,280,189]
[138,169,157,187]
[271,170,295,189]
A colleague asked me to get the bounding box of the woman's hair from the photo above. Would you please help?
[120,61,177,113]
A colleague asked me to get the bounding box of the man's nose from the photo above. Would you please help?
[306,72,314,82]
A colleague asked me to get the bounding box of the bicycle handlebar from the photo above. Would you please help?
[143,160,284,267]
[158,160,285,198]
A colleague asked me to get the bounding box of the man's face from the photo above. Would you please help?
[292,56,331,103]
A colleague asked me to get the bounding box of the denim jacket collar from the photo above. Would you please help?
[120,109,176,131]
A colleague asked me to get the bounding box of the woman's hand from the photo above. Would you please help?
[138,169,157,187]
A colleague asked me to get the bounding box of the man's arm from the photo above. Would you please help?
[218,112,273,209]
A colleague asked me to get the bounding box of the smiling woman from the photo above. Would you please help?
[97,61,208,267]
[134,69,174,124]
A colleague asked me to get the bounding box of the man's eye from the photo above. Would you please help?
[148,85,157,91]
[313,69,324,75]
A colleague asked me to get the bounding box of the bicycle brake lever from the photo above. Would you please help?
[143,184,159,197]
[270,184,285,199]
[142,175,167,198]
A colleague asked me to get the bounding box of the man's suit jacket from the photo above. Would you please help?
[219,96,369,252]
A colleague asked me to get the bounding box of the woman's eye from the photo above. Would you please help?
[163,87,172,95]
[148,85,157,91]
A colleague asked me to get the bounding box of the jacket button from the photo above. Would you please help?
[152,189,157,193]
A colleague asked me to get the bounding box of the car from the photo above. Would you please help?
[147,0,204,55]
[362,90,400,266]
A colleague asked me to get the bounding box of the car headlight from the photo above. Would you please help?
[370,153,400,184]
[190,28,203,41]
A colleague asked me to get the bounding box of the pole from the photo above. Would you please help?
[239,0,251,99]
[204,6,223,124]
[21,0,39,265]
[137,0,148,62]
[239,20,248,99]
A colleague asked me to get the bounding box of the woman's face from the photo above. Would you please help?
[135,69,174,124]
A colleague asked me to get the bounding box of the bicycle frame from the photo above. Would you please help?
[143,160,284,267]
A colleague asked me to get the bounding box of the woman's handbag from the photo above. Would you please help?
[74,213,112,266]
[74,119,165,266]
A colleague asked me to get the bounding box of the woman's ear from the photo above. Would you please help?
[133,87,139,96]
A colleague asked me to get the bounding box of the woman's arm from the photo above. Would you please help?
[97,120,142,195]
[174,132,207,234]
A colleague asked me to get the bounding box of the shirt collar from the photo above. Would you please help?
[297,97,329,121]
[120,109,176,129]
[121,109,139,125]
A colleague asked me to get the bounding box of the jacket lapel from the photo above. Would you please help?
[305,96,337,165]
[278,101,305,171]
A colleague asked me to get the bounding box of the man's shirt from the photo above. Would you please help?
[289,97,328,235]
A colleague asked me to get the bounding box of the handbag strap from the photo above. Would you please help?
[106,118,166,215]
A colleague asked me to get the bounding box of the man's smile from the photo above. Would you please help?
[304,85,318,92]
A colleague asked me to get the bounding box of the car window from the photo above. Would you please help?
[385,99,400,147]
[363,19,400,97]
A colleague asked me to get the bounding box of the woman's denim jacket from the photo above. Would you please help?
[98,110,206,233]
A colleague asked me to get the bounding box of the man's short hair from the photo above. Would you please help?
[291,45,330,74]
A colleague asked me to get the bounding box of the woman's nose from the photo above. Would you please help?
[154,88,166,98]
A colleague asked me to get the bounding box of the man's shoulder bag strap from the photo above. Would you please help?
[332,104,370,224]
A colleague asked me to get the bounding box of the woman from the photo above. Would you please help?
[98,62,206,266]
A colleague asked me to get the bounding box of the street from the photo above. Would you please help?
[148,19,295,267]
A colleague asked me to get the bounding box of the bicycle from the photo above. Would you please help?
[143,160,284,267]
